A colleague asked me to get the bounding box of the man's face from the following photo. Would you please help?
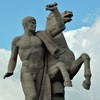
[27,20,36,32]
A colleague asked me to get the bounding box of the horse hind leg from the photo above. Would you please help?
[69,53,91,90]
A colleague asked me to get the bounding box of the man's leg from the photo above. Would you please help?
[21,72,37,100]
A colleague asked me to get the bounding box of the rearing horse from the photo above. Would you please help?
[46,10,92,90]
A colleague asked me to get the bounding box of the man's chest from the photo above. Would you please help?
[17,36,43,49]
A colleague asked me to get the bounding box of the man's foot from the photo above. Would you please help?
[82,80,91,90]
[64,80,72,87]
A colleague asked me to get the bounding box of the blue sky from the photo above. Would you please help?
[0,0,100,100]
[0,0,100,50]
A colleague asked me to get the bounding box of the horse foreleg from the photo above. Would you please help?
[81,53,91,90]
[69,56,83,80]
[69,53,91,90]
[56,62,72,87]
[48,62,72,87]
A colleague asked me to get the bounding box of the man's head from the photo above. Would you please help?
[22,16,36,32]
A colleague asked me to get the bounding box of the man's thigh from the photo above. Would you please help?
[21,72,37,97]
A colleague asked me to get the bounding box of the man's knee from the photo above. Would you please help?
[23,87,37,100]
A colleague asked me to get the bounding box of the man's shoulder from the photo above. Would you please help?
[12,35,22,45]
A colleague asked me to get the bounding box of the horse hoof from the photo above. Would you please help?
[64,81,72,87]
[82,80,91,90]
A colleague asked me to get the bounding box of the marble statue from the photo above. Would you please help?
[4,2,92,100]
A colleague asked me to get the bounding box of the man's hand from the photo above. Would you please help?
[46,2,58,11]
[3,72,13,79]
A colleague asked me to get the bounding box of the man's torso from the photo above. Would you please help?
[16,35,45,73]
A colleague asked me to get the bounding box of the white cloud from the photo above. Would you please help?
[0,49,24,100]
[0,17,100,100]
[64,17,100,100]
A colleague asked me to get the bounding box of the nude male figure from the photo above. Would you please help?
[3,3,66,100]
[4,16,46,100]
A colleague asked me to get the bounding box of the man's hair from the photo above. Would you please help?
[22,16,36,29]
